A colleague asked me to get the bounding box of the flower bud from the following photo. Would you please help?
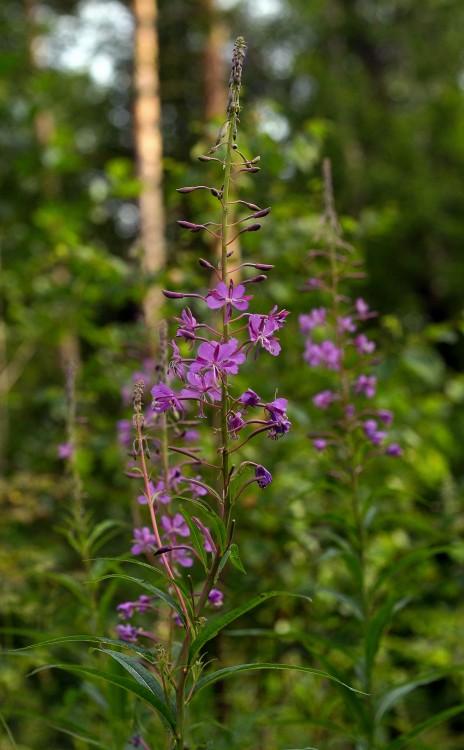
[163,290,185,299]
[254,263,274,270]
[178,220,203,233]
[199,258,215,269]
[252,207,271,218]
[245,223,261,232]
[176,186,196,193]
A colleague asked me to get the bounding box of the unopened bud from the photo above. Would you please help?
[245,223,261,232]
[211,188,222,198]
[163,290,185,299]
[248,274,267,283]
[252,207,271,218]
[154,546,173,556]
[255,263,274,270]
[240,167,260,173]
[176,186,196,193]
[178,220,203,233]
[199,258,215,270]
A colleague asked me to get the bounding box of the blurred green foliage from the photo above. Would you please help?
[1,0,464,748]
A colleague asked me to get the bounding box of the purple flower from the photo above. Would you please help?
[312,390,338,409]
[337,316,356,333]
[355,297,370,319]
[378,409,394,426]
[193,338,245,378]
[170,547,194,568]
[169,340,186,379]
[116,601,134,619]
[239,388,261,407]
[363,419,386,446]
[181,368,221,417]
[151,382,185,416]
[57,442,73,459]
[299,308,326,333]
[137,480,155,505]
[186,475,208,499]
[265,398,291,440]
[116,624,139,642]
[255,464,272,488]
[266,305,290,329]
[228,411,246,439]
[354,334,376,355]
[206,280,252,318]
[131,527,156,555]
[208,588,224,608]
[355,375,377,398]
[313,438,327,452]
[386,443,403,457]
[248,314,281,356]
[304,340,341,370]
[136,595,152,613]
[161,513,190,539]
[175,308,199,342]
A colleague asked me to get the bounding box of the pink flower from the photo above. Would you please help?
[206,280,252,320]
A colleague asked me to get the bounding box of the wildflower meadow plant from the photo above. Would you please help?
[296,161,462,749]
[26,39,358,750]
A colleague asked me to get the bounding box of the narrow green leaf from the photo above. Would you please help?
[184,498,227,550]
[14,634,155,662]
[218,547,231,575]
[191,662,359,698]
[86,519,123,552]
[188,591,311,663]
[371,545,454,596]
[365,595,400,673]
[3,710,109,749]
[375,667,464,723]
[386,703,464,750]
[96,648,173,726]
[179,506,208,572]
[229,543,247,574]
[0,713,18,749]
[30,663,176,732]
[317,586,364,621]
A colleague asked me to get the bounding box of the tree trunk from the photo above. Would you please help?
[133,0,166,338]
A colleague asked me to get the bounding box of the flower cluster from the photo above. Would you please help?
[300,161,401,466]
[114,37,290,646]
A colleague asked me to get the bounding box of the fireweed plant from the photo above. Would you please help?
[83,39,345,750]
[298,161,431,749]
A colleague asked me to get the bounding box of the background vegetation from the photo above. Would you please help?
[1,0,464,748]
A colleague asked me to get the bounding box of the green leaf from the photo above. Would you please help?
[183,498,227,551]
[386,703,464,750]
[14,634,155,662]
[3,710,109,749]
[96,648,175,729]
[188,591,311,663]
[229,543,247,574]
[365,595,409,673]
[191,662,359,698]
[371,545,455,595]
[375,667,464,723]
[179,506,208,572]
[30,663,176,733]
[0,713,18,749]
[86,519,123,553]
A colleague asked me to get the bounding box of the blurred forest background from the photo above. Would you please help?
[1,0,464,748]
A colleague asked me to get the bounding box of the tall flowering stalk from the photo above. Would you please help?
[113,38,296,749]
[299,160,404,748]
